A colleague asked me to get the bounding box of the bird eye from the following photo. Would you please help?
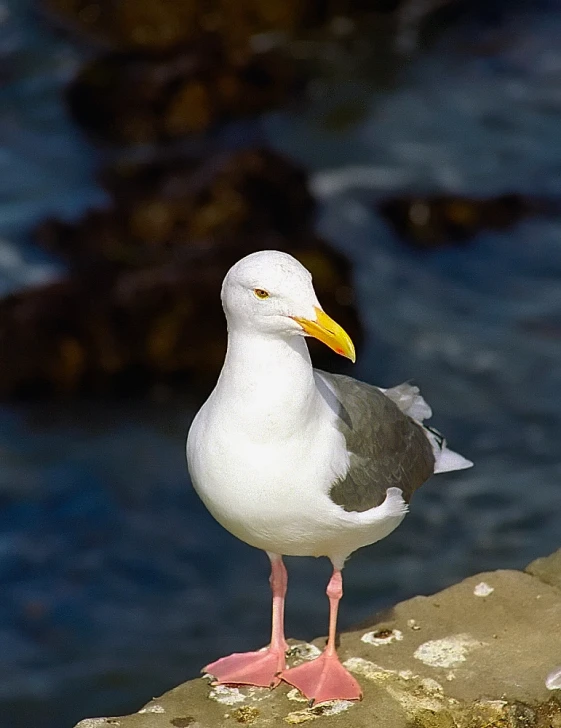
[253,288,270,300]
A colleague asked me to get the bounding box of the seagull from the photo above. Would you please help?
[187,250,472,705]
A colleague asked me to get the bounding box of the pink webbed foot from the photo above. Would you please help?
[281,651,362,705]
[204,647,287,688]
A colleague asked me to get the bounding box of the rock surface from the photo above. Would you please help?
[527,550,561,593]
[75,552,561,727]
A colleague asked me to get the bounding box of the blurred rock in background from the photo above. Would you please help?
[44,0,316,55]
[44,0,467,145]
[379,193,561,248]
[0,150,360,398]
[66,43,305,144]
[3,0,475,400]
[42,0,461,56]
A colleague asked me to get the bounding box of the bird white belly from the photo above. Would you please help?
[187,402,407,561]
[188,405,350,556]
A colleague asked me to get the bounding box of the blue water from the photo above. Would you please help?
[1,2,561,727]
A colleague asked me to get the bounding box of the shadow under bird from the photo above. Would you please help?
[186,250,472,705]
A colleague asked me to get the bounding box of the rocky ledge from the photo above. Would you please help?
[76,550,561,728]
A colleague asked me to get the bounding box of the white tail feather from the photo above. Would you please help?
[381,382,473,474]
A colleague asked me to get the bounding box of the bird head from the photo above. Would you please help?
[221,250,356,362]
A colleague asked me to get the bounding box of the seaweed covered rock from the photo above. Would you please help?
[44,0,461,55]
[44,0,307,55]
[378,193,557,248]
[66,43,305,144]
[44,0,467,144]
[36,149,316,268]
[0,240,358,398]
[43,0,386,54]
[44,0,311,145]
[0,150,360,398]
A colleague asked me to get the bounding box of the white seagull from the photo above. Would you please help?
[187,250,472,705]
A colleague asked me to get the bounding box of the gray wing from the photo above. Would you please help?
[315,370,435,513]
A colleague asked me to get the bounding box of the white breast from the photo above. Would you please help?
[187,389,407,563]
[187,389,343,553]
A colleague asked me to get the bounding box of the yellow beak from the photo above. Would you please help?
[292,307,356,363]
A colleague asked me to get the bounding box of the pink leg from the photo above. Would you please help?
[203,554,288,688]
[281,566,362,705]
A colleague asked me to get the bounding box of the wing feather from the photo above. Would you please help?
[316,371,435,513]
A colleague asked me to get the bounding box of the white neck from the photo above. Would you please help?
[213,326,317,442]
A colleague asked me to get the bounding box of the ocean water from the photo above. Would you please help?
[1,1,561,727]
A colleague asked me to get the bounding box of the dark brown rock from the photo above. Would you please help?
[43,0,464,55]
[66,45,305,144]
[1,150,360,398]
[36,149,316,269]
[0,238,359,398]
[44,0,307,54]
[378,193,559,248]
[42,0,376,54]
[42,0,472,147]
